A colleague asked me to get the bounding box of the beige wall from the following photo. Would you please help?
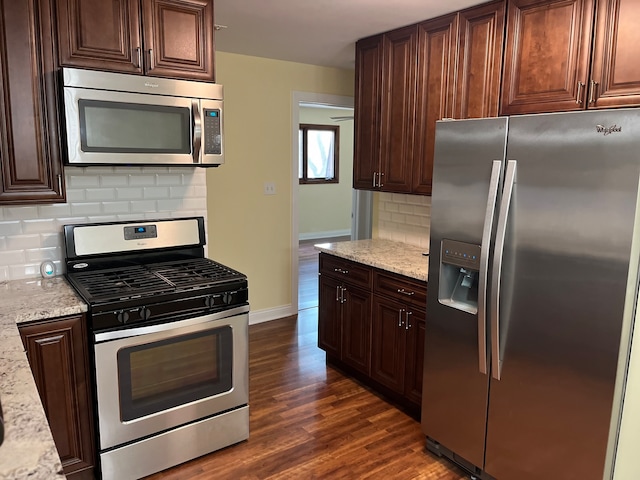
[298,106,353,239]
[207,52,354,317]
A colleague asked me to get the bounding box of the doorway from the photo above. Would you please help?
[290,92,371,313]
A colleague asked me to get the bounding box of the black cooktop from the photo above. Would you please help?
[67,257,246,305]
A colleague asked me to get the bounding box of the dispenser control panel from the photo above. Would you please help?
[441,239,481,270]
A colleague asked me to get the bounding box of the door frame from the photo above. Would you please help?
[290,91,356,312]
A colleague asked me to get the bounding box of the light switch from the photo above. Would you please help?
[264,182,276,195]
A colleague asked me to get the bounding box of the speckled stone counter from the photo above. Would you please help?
[314,239,429,282]
[0,277,88,480]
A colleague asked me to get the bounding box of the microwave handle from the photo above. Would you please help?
[192,100,202,163]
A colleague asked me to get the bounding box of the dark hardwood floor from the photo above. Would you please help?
[146,241,467,479]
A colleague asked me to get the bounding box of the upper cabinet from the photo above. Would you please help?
[501,0,640,114]
[590,0,640,109]
[56,0,215,81]
[0,0,66,205]
[353,1,505,195]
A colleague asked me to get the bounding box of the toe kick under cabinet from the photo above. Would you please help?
[318,253,427,412]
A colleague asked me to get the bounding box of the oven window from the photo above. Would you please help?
[117,326,232,421]
[79,99,191,153]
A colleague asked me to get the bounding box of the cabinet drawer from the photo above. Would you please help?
[373,270,427,305]
[319,254,372,289]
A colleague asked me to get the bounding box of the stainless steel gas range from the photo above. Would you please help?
[63,217,249,480]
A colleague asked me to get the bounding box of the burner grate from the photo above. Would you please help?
[152,258,245,288]
[72,266,175,299]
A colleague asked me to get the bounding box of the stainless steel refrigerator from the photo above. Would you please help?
[422,110,640,480]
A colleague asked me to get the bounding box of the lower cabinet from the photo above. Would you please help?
[19,314,96,480]
[371,295,426,406]
[318,253,427,410]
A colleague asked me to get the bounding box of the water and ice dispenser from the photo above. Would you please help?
[438,239,481,314]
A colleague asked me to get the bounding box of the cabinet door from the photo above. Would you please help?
[341,285,372,375]
[379,26,417,193]
[371,295,407,393]
[353,35,383,190]
[0,0,65,204]
[56,0,143,74]
[404,309,426,406]
[500,0,595,115]
[19,315,96,480]
[454,1,505,119]
[590,0,640,108]
[142,0,215,81]
[318,275,342,357]
[412,14,458,195]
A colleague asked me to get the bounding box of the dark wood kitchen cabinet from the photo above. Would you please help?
[318,255,372,374]
[318,253,427,410]
[353,35,383,190]
[56,0,215,81]
[371,271,427,406]
[411,14,458,195]
[0,0,66,204]
[353,1,505,195]
[501,0,640,114]
[19,314,96,480]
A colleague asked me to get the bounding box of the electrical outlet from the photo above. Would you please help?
[264,182,276,195]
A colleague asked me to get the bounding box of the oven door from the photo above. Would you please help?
[93,306,248,450]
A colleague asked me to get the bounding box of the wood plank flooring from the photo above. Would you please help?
[146,242,467,480]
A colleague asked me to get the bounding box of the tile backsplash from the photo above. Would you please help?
[0,167,207,282]
[376,192,431,249]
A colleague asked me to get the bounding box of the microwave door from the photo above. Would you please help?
[64,87,198,166]
[199,99,224,166]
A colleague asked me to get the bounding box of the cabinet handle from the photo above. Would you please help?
[589,80,598,104]
[57,174,63,193]
[378,172,384,187]
[397,288,415,296]
[373,172,377,188]
[341,287,347,303]
[398,308,405,327]
[405,311,412,330]
[148,49,154,70]
[134,47,142,68]
[336,285,341,302]
[333,268,349,275]
[576,81,585,105]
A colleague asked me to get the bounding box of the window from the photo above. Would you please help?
[299,124,339,184]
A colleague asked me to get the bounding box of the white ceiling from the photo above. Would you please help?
[214,0,487,70]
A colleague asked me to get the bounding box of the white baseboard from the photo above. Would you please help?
[249,304,297,325]
[299,229,350,241]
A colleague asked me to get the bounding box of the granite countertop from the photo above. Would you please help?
[314,238,429,282]
[0,277,88,480]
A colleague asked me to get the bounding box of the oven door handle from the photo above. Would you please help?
[94,304,250,342]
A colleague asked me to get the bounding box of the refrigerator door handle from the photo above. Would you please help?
[477,160,502,375]
[490,159,517,381]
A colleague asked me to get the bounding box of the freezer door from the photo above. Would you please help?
[422,117,507,468]
[485,109,640,480]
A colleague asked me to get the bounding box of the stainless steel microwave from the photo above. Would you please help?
[62,68,224,167]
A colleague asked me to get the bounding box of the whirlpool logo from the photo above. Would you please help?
[596,124,622,135]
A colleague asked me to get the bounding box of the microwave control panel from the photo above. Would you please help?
[203,109,222,155]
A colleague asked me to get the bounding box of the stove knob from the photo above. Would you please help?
[223,292,233,305]
[204,295,215,308]
[116,311,130,324]
[140,307,151,320]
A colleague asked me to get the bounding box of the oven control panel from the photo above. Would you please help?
[124,225,158,240]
